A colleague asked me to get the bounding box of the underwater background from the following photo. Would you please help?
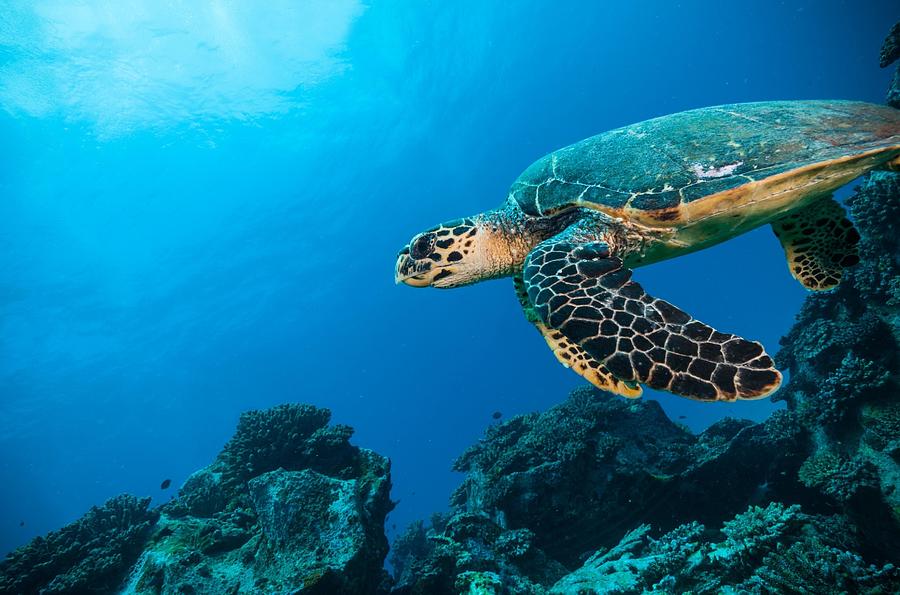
[0,0,897,562]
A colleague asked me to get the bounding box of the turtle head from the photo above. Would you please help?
[395,203,578,288]
[396,205,543,288]
[395,216,491,288]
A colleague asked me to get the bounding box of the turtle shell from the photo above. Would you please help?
[510,100,900,223]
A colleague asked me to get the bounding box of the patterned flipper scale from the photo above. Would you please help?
[772,196,860,291]
[523,241,782,401]
[514,275,642,398]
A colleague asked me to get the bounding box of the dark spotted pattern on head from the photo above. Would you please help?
[772,196,860,291]
[523,239,782,401]
[396,218,481,287]
[433,269,454,282]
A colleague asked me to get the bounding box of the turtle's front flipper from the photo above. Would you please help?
[771,196,860,291]
[514,275,642,398]
[523,239,782,401]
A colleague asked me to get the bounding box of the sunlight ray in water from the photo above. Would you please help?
[0,0,364,136]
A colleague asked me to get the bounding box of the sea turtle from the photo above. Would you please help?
[395,100,900,402]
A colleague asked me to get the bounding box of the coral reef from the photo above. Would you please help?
[129,404,393,594]
[447,388,805,568]
[392,496,900,594]
[774,169,900,553]
[0,404,394,595]
[881,21,900,68]
[7,158,893,595]
[551,503,900,595]
[883,21,900,108]
[389,388,811,594]
[0,495,158,594]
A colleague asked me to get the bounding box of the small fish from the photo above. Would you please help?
[160,479,171,490]
[678,415,687,419]
[19,521,24,527]
[492,411,502,420]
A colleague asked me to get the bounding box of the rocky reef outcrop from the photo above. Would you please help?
[388,388,809,593]
[389,386,868,595]
[883,21,900,108]
[775,170,900,556]
[0,404,394,595]
[552,502,899,594]
[0,495,159,594]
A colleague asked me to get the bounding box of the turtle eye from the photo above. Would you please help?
[411,233,436,259]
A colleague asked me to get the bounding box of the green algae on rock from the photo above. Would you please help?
[451,387,804,564]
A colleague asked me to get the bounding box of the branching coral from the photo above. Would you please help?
[719,502,804,557]
[846,172,900,302]
[799,451,878,503]
[861,401,900,452]
[551,503,898,595]
[751,541,900,594]
[802,353,891,428]
[218,404,354,493]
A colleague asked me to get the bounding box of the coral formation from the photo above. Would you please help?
[881,21,900,68]
[129,404,394,594]
[0,404,394,595]
[0,495,158,594]
[551,503,900,594]
[447,387,808,569]
[883,21,900,108]
[388,388,814,594]
[772,150,900,554]
[391,498,900,594]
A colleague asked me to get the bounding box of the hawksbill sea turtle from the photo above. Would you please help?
[395,100,900,402]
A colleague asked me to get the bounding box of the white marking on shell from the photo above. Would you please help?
[689,161,744,179]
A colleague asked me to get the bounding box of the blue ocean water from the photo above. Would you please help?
[0,0,896,557]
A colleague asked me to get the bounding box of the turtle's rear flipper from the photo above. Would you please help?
[771,196,860,291]
[523,239,781,401]
[514,275,642,398]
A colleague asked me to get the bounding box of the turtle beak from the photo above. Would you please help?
[395,250,433,287]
